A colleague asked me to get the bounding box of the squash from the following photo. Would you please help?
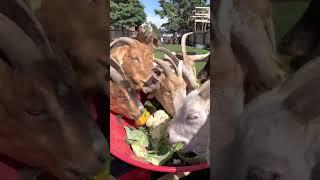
[135,109,150,127]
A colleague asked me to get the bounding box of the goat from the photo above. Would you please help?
[0,1,108,179]
[179,32,210,91]
[213,56,320,180]
[111,37,155,93]
[211,0,320,179]
[215,0,286,103]
[134,21,158,48]
[110,22,158,93]
[167,80,210,159]
[163,32,210,92]
[110,56,144,119]
[146,48,187,116]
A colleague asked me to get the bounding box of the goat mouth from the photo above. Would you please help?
[127,113,141,120]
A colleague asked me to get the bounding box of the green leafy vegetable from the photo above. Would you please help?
[124,109,187,166]
[131,142,148,159]
[124,126,149,148]
[145,143,184,166]
[144,100,157,114]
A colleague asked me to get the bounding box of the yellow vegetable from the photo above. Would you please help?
[135,109,150,127]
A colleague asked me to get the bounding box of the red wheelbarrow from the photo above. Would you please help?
[110,110,209,180]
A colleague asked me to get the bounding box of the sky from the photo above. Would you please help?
[140,0,168,28]
[140,0,210,28]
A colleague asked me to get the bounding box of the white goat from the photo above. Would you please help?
[167,80,210,157]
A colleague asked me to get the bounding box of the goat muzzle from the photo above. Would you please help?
[141,67,162,93]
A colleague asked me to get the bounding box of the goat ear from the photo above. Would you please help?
[283,78,320,122]
[153,37,159,48]
[198,80,210,100]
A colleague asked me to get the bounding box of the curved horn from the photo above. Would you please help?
[181,32,193,61]
[188,52,210,61]
[0,0,54,55]
[110,37,137,48]
[153,58,174,77]
[154,47,181,75]
[0,13,43,69]
[110,57,127,82]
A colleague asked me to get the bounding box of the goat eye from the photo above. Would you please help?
[27,111,42,116]
[133,59,141,63]
[164,92,172,96]
[119,96,127,100]
[25,108,48,119]
[187,114,198,120]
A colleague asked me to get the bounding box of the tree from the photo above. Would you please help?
[155,0,207,31]
[111,0,146,34]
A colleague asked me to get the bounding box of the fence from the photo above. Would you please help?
[110,29,210,50]
[187,31,210,48]
[110,29,135,41]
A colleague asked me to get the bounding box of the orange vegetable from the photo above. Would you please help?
[135,109,150,127]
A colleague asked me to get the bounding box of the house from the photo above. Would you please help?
[189,7,210,32]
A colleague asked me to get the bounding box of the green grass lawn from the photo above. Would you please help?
[154,44,209,75]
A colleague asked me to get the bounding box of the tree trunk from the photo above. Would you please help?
[121,27,124,37]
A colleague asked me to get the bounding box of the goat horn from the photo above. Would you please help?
[110,37,137,48]
[198,80,210,100]
[0,13,43,69]
[110,56,127,82]
[153,58,174,76]
[155,47,179,66]
[188,52,210,61]
[181,32,193,61]
[154,47,181,75]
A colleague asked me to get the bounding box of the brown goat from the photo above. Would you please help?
[111,37,155,92]
[110,56,144,119]
[110,22,159,94]
[134,22,158,48]
[0,1,108,179]
[148,48,187,116]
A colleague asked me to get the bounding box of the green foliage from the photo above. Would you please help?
[155,0,206,31]
[111,0,147,29]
